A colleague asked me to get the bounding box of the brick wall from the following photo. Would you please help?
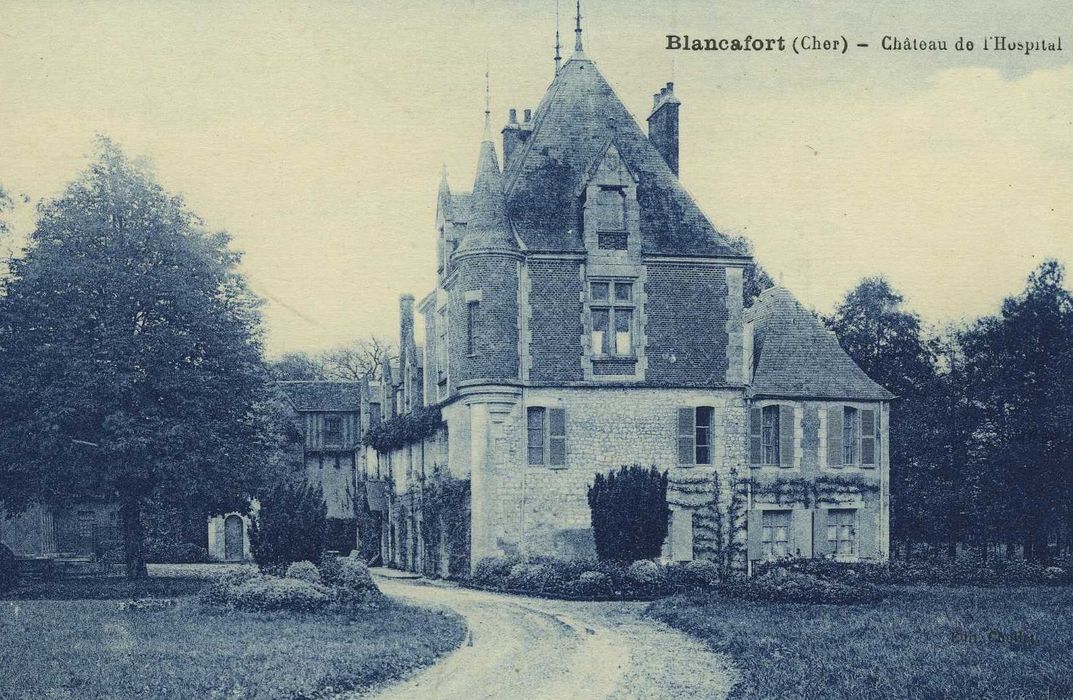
[449,255,520,386]
[528,259,584,383]
[644,264,730,386]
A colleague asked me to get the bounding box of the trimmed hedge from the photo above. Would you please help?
[754,556,1072,587]
[718,571,886,604]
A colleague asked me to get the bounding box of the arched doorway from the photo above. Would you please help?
[224,514,244,561]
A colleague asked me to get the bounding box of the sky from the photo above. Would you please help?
[0,0,1070,355]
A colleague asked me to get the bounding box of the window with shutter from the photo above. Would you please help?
[749,407,763,466]
[677,407,694,464]
[761,405,780,465]
[695,406,713,464]
[778,405,795,467]
[548,408,567,466]
[860,408,876,466]
[827,509,857,558]
[761,510,791,560]
[827,405,843,467]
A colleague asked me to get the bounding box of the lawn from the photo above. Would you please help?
[0,574,465,700]
[647,585,1073,700]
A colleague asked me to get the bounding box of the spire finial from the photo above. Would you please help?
[554,0,562,75]
[483,62,491,140]
[574,0,583,54]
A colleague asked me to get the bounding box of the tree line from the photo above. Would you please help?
[826,265,1073,561]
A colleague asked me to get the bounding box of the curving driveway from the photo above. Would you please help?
[367,572,738,700]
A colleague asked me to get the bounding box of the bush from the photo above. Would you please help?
[719,570,886,604]
[318,554,344,586]
[626,559,664,589]
[567,570,613,597]
[471,556,524,586]
[249,481,327,572]
[587,465,669,562]
[285,561,322,584]
[681,559,721,589]
[229,576,331,612]
[324,517,357,556]
[335,555,380,604]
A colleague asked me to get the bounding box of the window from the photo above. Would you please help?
[323,415,344,447]
[827,509,856,557]
[527,407,567,467]
[594,186,626,231]
[677,406,714,465]
[589,280,634,357]
[827,405,879,467]
[466,301,478,355]
[842,406,859,465]
[437,308,448,385]
[761,510,791,560]
[750,404,795,467]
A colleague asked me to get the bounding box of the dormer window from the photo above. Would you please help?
[595,186,626,230]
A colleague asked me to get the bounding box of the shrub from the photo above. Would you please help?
[200,567,262,607]
[249,481,327,572]
[587,465,669,562]
[285,560,322,584]
[567,570,613,597]
[1044,566,1067,582]
[471,556,523,586]
[626,559,664,589]
[324,517,357,556]
[335,555,380,604]
[719,571,886,604]
[229,576,331,612]
[318,554,344,586]
[681,559,721,589]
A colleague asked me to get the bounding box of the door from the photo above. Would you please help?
[224,515,244,561]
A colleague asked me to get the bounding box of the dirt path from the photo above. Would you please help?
[368,574,738,700]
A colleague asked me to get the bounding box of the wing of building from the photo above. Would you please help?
[364,26,894,576]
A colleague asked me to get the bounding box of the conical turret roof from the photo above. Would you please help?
[455,136,518,255]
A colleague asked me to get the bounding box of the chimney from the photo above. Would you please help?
[647,81,680,176]
[399,293,415,353]
[502,107,533,170]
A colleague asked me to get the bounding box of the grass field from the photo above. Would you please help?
[0,575,465,700]
[647,585,1073,700]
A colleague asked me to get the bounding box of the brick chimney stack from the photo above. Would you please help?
[502,107,533,170]
[647,82,680,176]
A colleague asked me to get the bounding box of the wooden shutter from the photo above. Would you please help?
[548,408,567,466]
[749,407,763,466]
[747,509,763,561]
[856,508,878,559]
[860,408,877,467]
[812,507,832,556]
[677,408,695,464]
[779,405,795,468]
[792,508,813,558]
[671,510,694,562]
[827,405,843,467]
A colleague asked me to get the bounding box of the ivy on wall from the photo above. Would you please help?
[418,468,471,579]
[362,404,444,454]
[746,474,880,508]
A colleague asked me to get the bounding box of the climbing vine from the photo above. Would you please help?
[362,404,444,453]
[418,467,471,579]
[745,473,880,508]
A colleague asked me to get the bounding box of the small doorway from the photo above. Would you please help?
[224,514,244,561]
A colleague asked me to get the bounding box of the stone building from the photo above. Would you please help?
[366,22,893,574]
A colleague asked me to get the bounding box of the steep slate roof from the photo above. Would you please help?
[277,381,361,412]
[746,287,894,400]
[502,54,746,257]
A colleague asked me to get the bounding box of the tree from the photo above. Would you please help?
[960,260,1073,560]
[0,138,274,578]
[825,277,952,554]
[249,480,328,571]
[269,351,326,381]
[319,336,396,381]
[587,465,669,562]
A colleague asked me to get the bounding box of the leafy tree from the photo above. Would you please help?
[249,480,328,571]
[960,260,1073,560]
[587,465,669,562]
[0,138,273,578]
[0,185,12,238]
[825,277,951,554]
[269,351,326,381]
[727,234,774,308]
